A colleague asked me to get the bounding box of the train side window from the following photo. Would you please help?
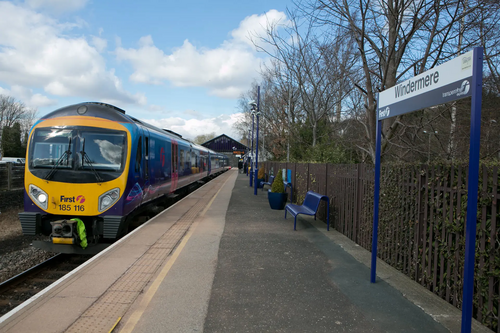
[191,151,196,168]
[180,149,185,172]
[135,137,142,173]
[145,137,149,179]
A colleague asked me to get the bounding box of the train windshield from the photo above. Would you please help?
[31,129,73,169]
[29,127,127,183]
[78,131,126,171]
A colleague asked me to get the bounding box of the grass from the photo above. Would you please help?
[0,207,24,240]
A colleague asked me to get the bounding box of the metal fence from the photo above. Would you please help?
[0,163,25,191]
[262,161,500,332]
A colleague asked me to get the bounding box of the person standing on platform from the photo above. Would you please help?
[238,159,243,174]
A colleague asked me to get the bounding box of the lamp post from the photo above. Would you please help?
[249,109,255,186]
[247,130,251,176]
[253,86,261,195]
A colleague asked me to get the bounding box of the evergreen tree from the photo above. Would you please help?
[2,123,25,157]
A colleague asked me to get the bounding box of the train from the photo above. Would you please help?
[18,102,230,253]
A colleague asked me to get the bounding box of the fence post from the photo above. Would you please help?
[354,164,363,243]
[7,163,12,191]
[415,165,427,282]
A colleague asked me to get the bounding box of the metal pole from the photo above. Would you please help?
[370,119,382,283]
[461,46,483,333]
[254,86,260,195]
[249,112,254,187]
[287,84,291,162]
[247,130,250,176]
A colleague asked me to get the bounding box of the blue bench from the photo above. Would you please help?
[261,175,275,190]
[285,191,330,231]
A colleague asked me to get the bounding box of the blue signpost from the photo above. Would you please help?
[254,86,260,195]
[249,111,254,187]
[372,48,483,333]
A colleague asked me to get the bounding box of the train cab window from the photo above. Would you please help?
[29,127,127,183]
[136,137,142,173]
[30,129,73,168]
[78,131,126,171]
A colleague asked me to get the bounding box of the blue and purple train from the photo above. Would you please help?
[18,102,229,253]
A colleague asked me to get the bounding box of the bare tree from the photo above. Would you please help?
[253,8,356,154]
[0,95,37,157]
[193,132,216,145]
[298,0,494,162]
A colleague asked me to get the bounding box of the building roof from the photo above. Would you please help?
[202,134,248,153]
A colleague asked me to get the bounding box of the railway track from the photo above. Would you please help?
[0,253,93,316]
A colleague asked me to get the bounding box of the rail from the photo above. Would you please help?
[0,254,92,316]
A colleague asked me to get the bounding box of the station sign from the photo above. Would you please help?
[232,150,245,155]
[378,50,474,120]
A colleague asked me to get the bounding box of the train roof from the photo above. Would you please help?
[43,102,181,137]
[41,102,225,155]
[42,102,131,123]
[43,102,174,138]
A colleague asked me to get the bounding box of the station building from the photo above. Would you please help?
[202,134,248,168]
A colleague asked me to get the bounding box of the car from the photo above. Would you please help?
[0,157,25,165]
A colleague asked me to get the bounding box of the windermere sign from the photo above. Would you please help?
[378,50,474,120]
[372,48,483,333]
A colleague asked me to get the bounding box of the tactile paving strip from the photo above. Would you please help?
[65,173,230,333]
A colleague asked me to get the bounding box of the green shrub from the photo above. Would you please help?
[271,169,285,193]
[258,167,265,179]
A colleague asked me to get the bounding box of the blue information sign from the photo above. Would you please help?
[377,50,474,120]
[371,48,483,333]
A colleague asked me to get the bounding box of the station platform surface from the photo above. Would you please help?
[0,169,490,332]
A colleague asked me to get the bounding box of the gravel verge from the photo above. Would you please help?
[0,208,55,284]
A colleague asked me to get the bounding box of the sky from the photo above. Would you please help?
[0,0,291,141]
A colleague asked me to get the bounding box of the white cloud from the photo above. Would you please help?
[140,112,245,141]
[0,85,56,109]
[230,9,288,48]
[26,0,89,14]
[116,10,287,99]
[0,2,142,109]
[11,85,57,108]
[91,36,107,53]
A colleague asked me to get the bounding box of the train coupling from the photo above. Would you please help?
[50,219,78,245]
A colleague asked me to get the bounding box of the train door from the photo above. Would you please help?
[207,152,212,175]
[171,140,178,192]
[143,128,150,199]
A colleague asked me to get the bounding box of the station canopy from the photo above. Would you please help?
[202,134,248,155]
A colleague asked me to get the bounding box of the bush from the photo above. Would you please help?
[271,169,285,193]
[258,167,265,179]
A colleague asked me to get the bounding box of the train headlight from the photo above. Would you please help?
[39,193,47,203]
[29,184,48,209]
[98,188,120,212]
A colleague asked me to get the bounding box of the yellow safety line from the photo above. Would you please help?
[108,317,122,333]
[119,173,233,333]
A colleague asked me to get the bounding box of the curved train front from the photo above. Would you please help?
[18,102,229,253]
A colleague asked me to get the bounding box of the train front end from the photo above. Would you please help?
[19,104,131,253]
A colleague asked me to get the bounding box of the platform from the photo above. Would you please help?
[0,169,490,332]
